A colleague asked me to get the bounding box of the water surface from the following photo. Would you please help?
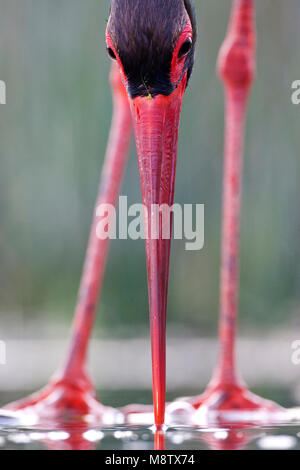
[1,387,299,450]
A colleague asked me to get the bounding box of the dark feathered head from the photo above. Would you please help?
[106,0,197,98]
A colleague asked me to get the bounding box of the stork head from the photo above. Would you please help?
[106,0,197,98]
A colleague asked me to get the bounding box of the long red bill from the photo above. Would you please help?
[129,77,187,426]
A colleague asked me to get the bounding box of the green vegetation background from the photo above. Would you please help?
[0,0,299,336]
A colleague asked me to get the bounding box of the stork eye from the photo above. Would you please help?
[107,47,117,60]
[178,38,192,59]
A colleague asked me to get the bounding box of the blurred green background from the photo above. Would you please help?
[0,0,299,338]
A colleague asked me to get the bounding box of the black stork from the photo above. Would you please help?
[106,0,197,427]
[4,0,197,430]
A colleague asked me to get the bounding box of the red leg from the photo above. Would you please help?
[4,63,132,425]
[170,0,282,424]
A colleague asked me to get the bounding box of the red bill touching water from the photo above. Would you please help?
[106,0,197,426]
[131,82,186,426]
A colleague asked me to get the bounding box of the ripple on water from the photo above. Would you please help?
[0,424,299,450]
